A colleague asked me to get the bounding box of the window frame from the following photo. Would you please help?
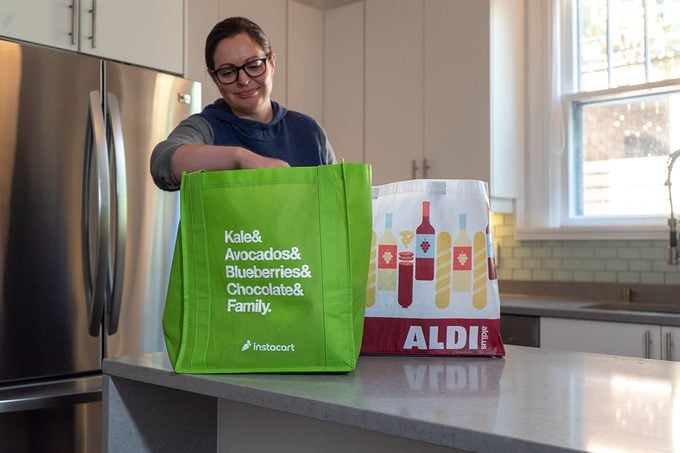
[516,0,679,241]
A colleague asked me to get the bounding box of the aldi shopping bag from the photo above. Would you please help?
[361,179,505,356]
[163,163,373,373]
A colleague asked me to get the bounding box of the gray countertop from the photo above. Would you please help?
[103,347,680,452]
[501,293,680,326]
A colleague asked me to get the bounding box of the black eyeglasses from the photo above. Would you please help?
[212,55,270,85]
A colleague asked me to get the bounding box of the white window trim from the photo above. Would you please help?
[516,0,675,241]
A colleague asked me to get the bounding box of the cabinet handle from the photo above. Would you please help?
[411,159,419,179]
[69,0,78,45]
[667,332,674,361]
[88,0,97,48]
[644,330,651,359]
[422,158,430,179]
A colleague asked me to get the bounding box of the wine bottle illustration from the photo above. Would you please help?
[435,232,452,309]
[377,213,397,290]
[452,213,472,292]
[366,230,377,307]
[472,231,488,309]
[485,204,497,280]
[415,201,435,280]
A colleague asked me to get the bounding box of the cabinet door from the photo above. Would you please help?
[540,317,662,359]
[661,325,680,362]
[424,0,490,182]
[323,2,364,165]
[79,0,183,74]
[365,0,423,185]
[288,1,323,123]
[185,0,219,107]
[0,0,78,51]
[490,0,524,201]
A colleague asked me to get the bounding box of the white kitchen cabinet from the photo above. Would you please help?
[323,0,523,208]
[425,0,523,204]
[490,0,525,207]
[185,0,219,107]
[287,1,323,123]
[540,317,662,360]
[364,0,423,184]
[364,0,488,185]
[661,325,680,362]
[423,0,490,183]
[79,0,184,74]
[0,0,184,74]
[323,1,364,165]
[0,0,79,51]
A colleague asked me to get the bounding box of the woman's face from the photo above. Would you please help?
[211,33,276,122]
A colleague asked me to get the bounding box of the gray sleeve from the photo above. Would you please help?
[150,115,214,191]
[318,123,337,165]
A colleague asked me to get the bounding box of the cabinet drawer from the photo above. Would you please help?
[540,317,661,359]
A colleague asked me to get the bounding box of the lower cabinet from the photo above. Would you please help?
[500,314,540,347]
[540,317,667,360]
[661,325,680,361]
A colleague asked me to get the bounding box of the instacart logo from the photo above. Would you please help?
[240,339,296,352]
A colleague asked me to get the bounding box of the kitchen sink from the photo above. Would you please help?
[579,302,680,314]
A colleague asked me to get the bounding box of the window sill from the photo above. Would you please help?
[513,224,670,241]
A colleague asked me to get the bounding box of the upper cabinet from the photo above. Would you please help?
[364,0,424,184]
[287,1,324,126]
[323,2,364,165]
[79,0,183,74]
[490,0,525,206]
[323,0,524,209]
[0,0,79,51]
[0,0,184,74]
[424,0,491,183]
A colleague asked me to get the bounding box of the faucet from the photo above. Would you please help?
[665,149,680,265]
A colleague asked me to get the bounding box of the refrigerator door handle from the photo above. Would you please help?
[106,92,127,335]
[83,90,111,336]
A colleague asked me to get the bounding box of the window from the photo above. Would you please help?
[519,0,680,239]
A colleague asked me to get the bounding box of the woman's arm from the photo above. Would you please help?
[171,144,289,180]
[150,115,287,191]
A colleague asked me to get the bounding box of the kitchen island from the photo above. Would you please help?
[102,346,680,452]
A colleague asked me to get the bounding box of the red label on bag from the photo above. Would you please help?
[378,245,398,269]
[361,317,505,356]
[453,246,472,270]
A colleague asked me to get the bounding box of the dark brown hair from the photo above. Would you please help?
[205,17,272,71]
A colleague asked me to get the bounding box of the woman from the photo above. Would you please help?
[151,16,336,191]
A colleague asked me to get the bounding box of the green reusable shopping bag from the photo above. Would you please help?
[163,163,372,373]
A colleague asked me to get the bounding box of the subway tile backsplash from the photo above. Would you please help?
[492,213,680,285]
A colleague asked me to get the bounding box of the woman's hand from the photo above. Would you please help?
[171,144,288,180]
[236,148,289,169]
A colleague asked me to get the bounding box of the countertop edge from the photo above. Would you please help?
[102,350,580,453]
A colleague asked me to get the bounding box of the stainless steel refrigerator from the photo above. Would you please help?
[0,39,201,452]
